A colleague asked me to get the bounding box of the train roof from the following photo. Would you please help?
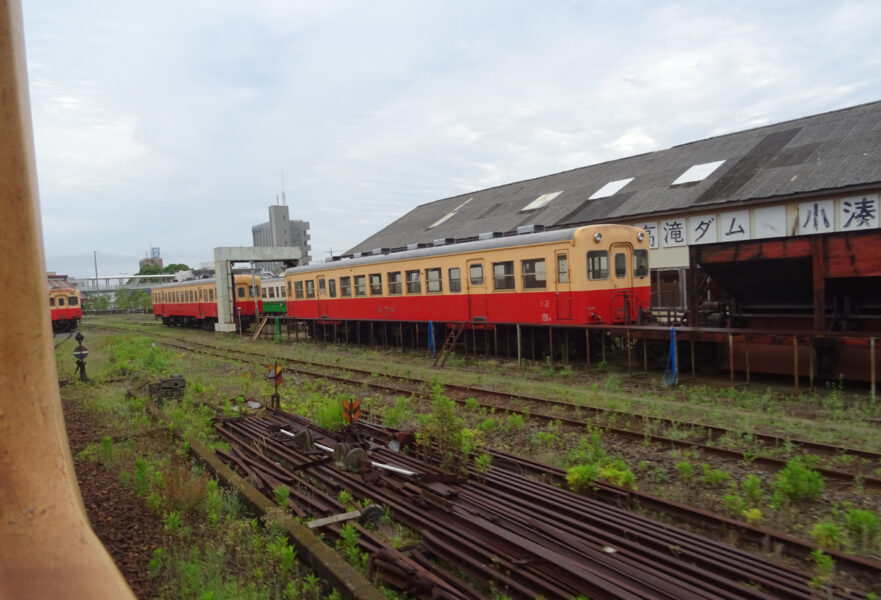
[287,224,635,275]
[347,100,881,255]
[152,274,261,290]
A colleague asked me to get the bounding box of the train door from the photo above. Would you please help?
[554,250,572,320]
[317,277,327,318]
[466,259,487,321]
[609,243,636,323]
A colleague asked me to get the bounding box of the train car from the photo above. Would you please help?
[151,275,263,330]
[285,224,651,325]
[49,288,82,332]
[260,277,287,316]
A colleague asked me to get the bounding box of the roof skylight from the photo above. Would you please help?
[589,178,634,200]
[520,191,562,212]
[672,160,725,185]
[427,197,472,229]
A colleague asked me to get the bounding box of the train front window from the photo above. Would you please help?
[493,261,515,290]
[614,253,627,278]
[449,268,461,292]
[70,296,78,306]
[49,297,55,307]
[369,273,382,295]
[354,275,367,296]
[328,279,337,298]
[340,277,351,297]
[305,280,315,298]
[387,272,401,295]
[557,254,568,284]
[469,264,483,286]
[406,270,421,294]
[237,287,245,298]
[634,250,649,277]
[426,268,442,293]
[521,259,546,289]
[587,251,609,280]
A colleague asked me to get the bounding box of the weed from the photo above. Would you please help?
[700,464,730,486]
[273,485,291,509]
[811,522,844,550]
[473,453,492,476]
[674,460,694,481]
[742,474,764,506]
[566,464,600,493]
[743,508,762,525]
[772,457,824,504]
[845,509,879,549]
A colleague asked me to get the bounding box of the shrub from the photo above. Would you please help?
[567,464,600,493]
[811,522,844,549]
[743,508,762,525]
[845,509,879,548]
[700,464,730,486]
[772,457,824,503]
[742,473,764,506]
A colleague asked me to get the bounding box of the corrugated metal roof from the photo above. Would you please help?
[347,101,881,254]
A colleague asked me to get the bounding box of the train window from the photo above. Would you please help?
[354,275,367,296]
[339,277,351,297]
[237,287,246,299]
[587,251,609,280]
[59,297,66,306]
[268,287,275,298]
[328,279,337,298]
[262,287,267,298]
[493,261,515,290]
[449,268,461,292]
[522,259,546,289]
[306,280,315,298]
[406,270,421,294]
[387,272,402,295]
[49,297,55,307]
[426,268,442,293]
[70,296,78,306]
[614,253,627,278]
[557,254,568,284]
[469,264,483,286]
[281,285,286,298]
[369,273,382,296]
[287,281,292,298]
[295,281,304,299]
[634,250,649,277]
[318,278,326,296]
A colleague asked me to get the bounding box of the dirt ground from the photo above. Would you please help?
[62,394,164,600]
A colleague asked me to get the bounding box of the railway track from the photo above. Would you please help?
[211,408,876,599]
[89,322,881,489]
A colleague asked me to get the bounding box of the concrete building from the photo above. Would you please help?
[252,205,311,272]
[138,247,163,271]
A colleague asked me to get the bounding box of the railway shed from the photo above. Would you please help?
[343,101,881,382]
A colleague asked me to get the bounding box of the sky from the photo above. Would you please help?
[22,1,881,278]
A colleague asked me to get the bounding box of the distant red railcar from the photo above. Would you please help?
[285,224,651,325]
[151,275,263,330]
[49,288,82,332]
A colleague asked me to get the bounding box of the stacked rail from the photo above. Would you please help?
[212,409,870,600]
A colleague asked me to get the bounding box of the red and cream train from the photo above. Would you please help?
[284,224,651,325]
[151,275,263,330]
[49,288,82,332]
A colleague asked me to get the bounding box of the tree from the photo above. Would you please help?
[115,289,151,310]
[86,295,110,311]
[161,263,190,274]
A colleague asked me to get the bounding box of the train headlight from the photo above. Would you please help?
[593,232,602,243]
[637,231,645,242]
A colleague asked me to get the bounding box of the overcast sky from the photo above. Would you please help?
[23,1,881,278]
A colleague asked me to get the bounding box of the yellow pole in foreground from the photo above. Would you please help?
[0,1,136,597]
